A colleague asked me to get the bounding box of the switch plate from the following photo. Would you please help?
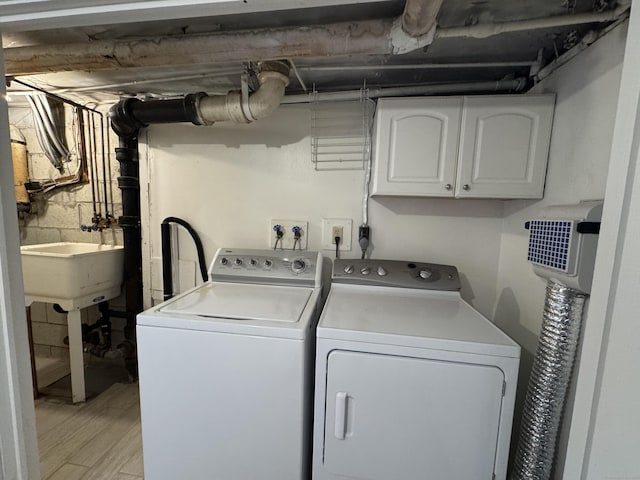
[269,220,308,250]
[322,218,352,251]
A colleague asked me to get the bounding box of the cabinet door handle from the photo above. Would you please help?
[334,391,348,440]
[462,184,470,191]
[444,183,452,190]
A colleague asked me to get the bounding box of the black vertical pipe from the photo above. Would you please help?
[115,136,142,378]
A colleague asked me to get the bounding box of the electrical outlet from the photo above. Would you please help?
[322,218,352,251]
[269,219,308,250]
[331,226,344,243]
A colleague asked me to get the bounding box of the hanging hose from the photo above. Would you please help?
[161,217,208,301]
[510,280,587,480]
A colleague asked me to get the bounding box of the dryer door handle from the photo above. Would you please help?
[334,391,348,440]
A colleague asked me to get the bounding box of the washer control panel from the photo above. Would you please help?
[210,248,320,287]
[333,259,460,291]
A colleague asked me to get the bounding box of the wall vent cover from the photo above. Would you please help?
[527,220,575,272]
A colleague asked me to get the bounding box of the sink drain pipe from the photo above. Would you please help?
[108,60,291,375]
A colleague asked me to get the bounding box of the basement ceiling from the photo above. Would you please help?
[2,0,628,105]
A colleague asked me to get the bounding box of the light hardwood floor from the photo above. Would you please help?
[35,382,144,480]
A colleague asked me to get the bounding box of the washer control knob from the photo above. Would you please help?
[250,258,258,266]
[377,266,388,277]
[344,264,355,274]
[263,259,272,268]
[220,257,229,265]
[418,269,433,280]
[360,266,371,275]
[292,258,306,274]
[234,258,243,266]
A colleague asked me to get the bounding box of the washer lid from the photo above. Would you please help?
[318,285,520,358]
[159,283,313,323]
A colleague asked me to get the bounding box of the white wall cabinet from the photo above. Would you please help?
[372,94,555,199]
[371,97,462,196]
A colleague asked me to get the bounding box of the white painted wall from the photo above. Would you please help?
[493,23,626,349]
[141,106,505,316]
[577,4,640,477]
[491,23,628,478]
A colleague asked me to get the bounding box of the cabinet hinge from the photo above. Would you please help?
[502,381,506,397]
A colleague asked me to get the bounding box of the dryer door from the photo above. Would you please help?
[323,350,504,480]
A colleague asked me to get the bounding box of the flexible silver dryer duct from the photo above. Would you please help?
[510,280,587,480]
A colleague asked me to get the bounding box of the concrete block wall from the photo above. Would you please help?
[9,103,125,356]
[10,104,123,246]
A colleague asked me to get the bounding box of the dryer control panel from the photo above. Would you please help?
[333,259,460,291]
[210,248,321,287]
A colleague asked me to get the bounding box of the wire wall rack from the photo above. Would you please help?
[310,89,375,171]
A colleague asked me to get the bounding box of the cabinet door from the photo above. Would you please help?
[322,350,505,480]
[456,95,555,198]
[372,97,461,196]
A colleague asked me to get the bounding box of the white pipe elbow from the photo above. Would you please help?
[248,72,290,120]
[196,62,290,124]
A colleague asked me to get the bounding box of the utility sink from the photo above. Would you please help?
[21,242,125,310]
[21,242,125,403]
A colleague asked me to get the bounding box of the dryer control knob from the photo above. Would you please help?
[377,266,388,277]
[419,269,433,280]
[220,257,229,265]
[234,258,243,266]
[250,258,258,266]
[360,266,371,275]
[292,258,306,274]
[344,265,355,274]
[263,259,272,268]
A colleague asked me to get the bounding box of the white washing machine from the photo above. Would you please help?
[137,248,324,480]
[312,259,520,480]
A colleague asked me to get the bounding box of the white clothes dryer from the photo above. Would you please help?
[312,259,520,480]
[137,248,324,480]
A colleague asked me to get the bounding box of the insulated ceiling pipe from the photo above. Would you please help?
[401,0,444,37]
[3,3,629,76]
[110,60,290,137]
